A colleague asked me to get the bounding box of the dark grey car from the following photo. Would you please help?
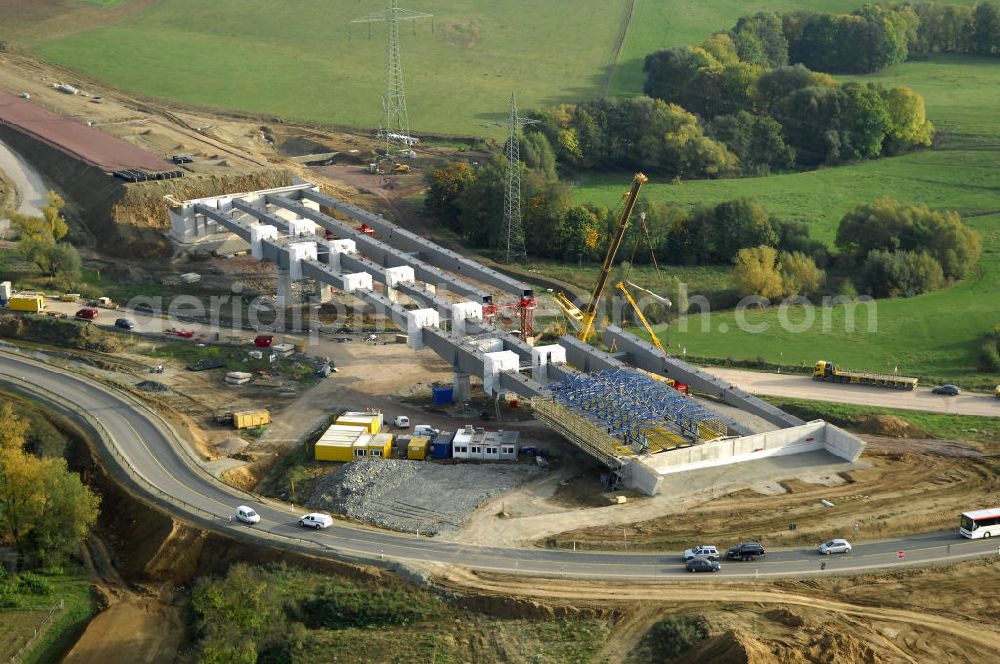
[726,542,766,561]
[685,556,721,573]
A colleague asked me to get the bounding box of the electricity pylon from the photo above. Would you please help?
[502,92,538,263]
[351,1,432,157]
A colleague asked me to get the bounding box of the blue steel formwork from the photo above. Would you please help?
[545,369,725,451]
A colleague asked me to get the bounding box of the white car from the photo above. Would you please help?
[818,538,852,555]
[413,424,439,437]
[393,415,410,429]
[234,505,260,525]
[298,513,333,529]
[683,545,720,561]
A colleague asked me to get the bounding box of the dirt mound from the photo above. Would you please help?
[854,414,928,439]
[0,314,121,352]
[800,627,882,664]
[215,436,248,456]
[221,463,259,491]
[673,629,778,664]
[764,606,805,628]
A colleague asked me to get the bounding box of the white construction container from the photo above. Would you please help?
[451,427,519,461]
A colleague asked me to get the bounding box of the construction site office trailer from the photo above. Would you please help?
[407,436,430,460]
[336,411,383,434]
[315,440,354,462]
[365,433,393,458]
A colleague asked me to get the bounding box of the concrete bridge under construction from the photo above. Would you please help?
[167,183,865,494]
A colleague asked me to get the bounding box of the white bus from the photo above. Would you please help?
[959,508,1000,539]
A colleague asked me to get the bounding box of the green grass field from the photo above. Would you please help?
[27,0,982,134]
[0,572,94,664]
[34,0,630,137]
[23,3,1000,384]
[576,53,1000,386]
[629,210,999,389]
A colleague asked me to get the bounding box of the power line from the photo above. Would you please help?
[502,92,538,263]
[352,1,433,157]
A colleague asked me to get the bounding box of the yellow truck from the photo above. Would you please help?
[812,360,918,390]
[8,293,45,313]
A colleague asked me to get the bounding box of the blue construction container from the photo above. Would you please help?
[430,432,453,459]
[431,386,454,404]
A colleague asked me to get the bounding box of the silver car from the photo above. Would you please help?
[818,538,852,555]
[683,545,719,561]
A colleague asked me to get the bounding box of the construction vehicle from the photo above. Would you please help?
[555,173,647,342]
[390,163,410,173]
[812,360,918,390]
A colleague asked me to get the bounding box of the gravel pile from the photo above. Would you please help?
[307,458,544,535]
[135,380,169,392]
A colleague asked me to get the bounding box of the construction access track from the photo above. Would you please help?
[2,349,998,582]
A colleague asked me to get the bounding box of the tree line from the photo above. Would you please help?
[698,3,1000,75]
[425,158,612,262]
[0,402,99,571]
[425,156,980,301]
[642,28,935,171]
[731,198,980,300]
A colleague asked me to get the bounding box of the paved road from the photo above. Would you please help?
[0,137,48,232]
[709,368,999,418]
[2,350,997,580]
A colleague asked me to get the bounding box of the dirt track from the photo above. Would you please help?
[548,449,999,549]
[437,561,1000,661]
[709,367,1000,417]
[64,535,182,664]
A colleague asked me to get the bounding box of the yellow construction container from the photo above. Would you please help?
[233,409,270,429]
[336,411,383,434]
[314,424,367,462]
[365,433,393,458]
[8,293,44,313]
[407,436,429,460]
[314,440,354,462]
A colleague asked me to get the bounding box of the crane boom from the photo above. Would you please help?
[577,173,648,342]
[616,281,666,353]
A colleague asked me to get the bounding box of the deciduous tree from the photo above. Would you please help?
[733,245,784,299]
[779,250,824,296]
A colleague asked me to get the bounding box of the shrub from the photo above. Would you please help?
[733,246,784,299]
[779,251,824,297]
[977,324,1000,372]
[641,616,709,659]
[18,573,52,595]
[858,249,945,298]
[836,200,980,280]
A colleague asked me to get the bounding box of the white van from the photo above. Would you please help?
[393,415,410,429]
[298,513,334,529]
[234,505,260,524]
[413,424,439,437]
